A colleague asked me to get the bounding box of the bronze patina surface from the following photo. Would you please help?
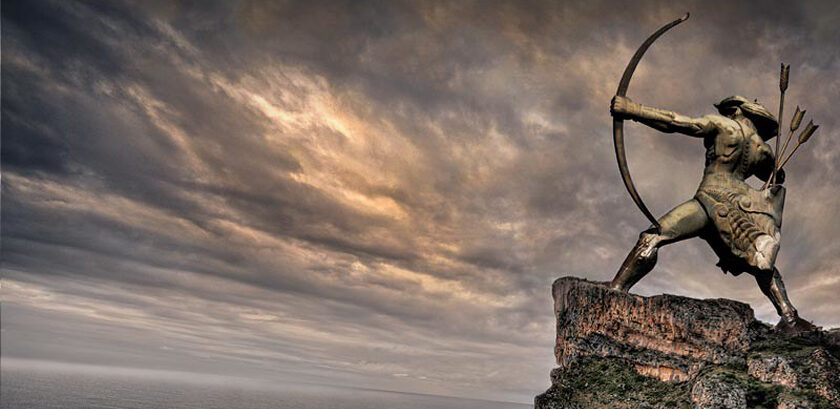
[607,16,815,334]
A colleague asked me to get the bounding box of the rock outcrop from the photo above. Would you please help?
[535,277,840,409]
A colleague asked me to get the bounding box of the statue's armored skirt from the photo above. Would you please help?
[695,173,785,275]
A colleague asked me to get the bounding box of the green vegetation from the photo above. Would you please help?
[539,345,837,409]
[547,358,691,409]
[701,368,782,409]
[750,330,840,360]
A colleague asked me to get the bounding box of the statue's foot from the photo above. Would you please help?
[596,280,620,290]
[775,315,819,335]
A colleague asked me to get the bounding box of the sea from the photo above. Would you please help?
[0,364,532,409]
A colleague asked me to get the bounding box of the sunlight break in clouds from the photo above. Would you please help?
[2,0,839,403]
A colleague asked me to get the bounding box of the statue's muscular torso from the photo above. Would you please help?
[700,114,776,184]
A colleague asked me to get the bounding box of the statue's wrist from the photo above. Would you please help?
[626,101,643,117]
[634,104,675,122]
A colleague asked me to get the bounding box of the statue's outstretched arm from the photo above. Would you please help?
[611,96,714,137]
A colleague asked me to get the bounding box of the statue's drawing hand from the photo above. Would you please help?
[611,95,634,118]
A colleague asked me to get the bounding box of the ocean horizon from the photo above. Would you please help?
[1,358,532,409]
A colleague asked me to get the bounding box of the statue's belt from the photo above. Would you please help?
[696,184,785,228]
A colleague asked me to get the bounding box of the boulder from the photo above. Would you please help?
[535,276,840,409]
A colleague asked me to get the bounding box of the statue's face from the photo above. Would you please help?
[720,105,742,118]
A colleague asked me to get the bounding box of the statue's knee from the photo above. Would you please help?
[635,232,661,261]
[753,234,780,271]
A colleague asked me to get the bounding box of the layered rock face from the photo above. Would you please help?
[535,277,840,409]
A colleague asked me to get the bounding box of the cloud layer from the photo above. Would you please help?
[2,0,839,402]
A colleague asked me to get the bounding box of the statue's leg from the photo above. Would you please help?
[610,199,709,291]
[754,268,818,333]
[754,268,797,318]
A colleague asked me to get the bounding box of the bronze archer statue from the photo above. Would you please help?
[608,15,818,334]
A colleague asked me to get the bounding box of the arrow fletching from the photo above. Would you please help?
[790,106,804,131]
[780,63,790,92]
[797,121,817,144]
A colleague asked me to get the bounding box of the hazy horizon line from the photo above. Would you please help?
[0,357,532,405]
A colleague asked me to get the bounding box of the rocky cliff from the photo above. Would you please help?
[535,277,840,409]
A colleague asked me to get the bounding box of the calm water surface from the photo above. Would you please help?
[1,365,531,409]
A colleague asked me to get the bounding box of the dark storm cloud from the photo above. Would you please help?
[2,0,839,402]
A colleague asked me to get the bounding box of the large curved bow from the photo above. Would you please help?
[613,13,689,233]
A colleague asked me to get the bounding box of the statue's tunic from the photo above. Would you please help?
[695,120,785,275]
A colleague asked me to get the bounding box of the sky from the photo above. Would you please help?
[1,0,839,404]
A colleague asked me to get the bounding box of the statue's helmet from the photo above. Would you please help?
[714,95,778,140]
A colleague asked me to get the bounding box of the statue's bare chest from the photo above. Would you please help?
[705,121,767,176]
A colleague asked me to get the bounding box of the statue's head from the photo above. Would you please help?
[714,95,778,140]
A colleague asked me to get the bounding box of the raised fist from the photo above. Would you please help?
[611,95,634,118]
